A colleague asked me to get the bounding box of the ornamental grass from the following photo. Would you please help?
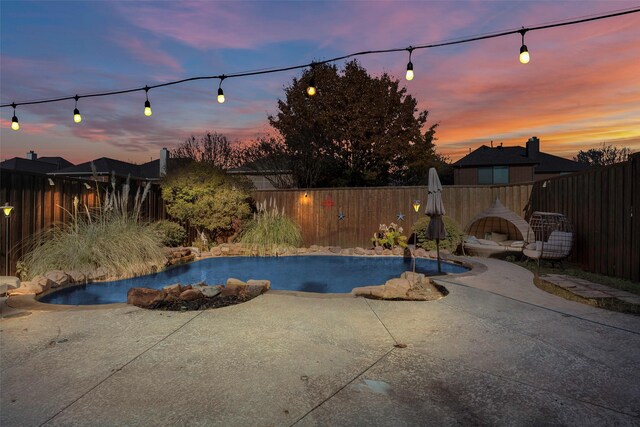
[239,198,302,256]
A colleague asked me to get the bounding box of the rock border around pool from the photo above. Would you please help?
[7,245,468,299]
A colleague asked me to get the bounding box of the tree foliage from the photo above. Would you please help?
[234,137,296,189]
[171,132,238,169]
[268,60,442,187]
[160,162,252,244]
[573,143,633,166]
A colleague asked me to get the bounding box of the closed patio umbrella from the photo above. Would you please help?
[425,168,446,273]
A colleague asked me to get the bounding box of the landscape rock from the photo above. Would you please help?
[226,278,246,286]
[352,276,445,301]
[200,285,223,298]
[392,247,404,256]
[414,248,428,258]
[353,247,366,255]
[31,275,54,292]
[297,247,308,254]
[44,270,70,288]
[365,249,375,256]
[383,249,393,255]
[374,246,384,255]
[341,248,353,255]
[179,288,203,301]
[309,245,321,252]
[211,247,222,256]
[89,267,109,281]
[9,281,43,295]
[329,246,342,254]
[187,247,200,257]
[67,270,87,283]
[127,288,164,308]
[401,271,426,284]
[245,280,271,298]
[221,283,245,297]
[163,283,183,296]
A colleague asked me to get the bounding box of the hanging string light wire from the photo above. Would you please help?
[1,7,638,111]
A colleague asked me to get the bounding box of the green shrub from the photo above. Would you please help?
[412,216,463,253]
[239,199,302,256]
[152,220,187,247]
[21,178,165,280]
[161,162,253,245]
[371,223,407,249]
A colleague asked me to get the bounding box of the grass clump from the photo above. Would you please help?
[239,198,302,256]
[412,216,463,252]
[22,175,165,280]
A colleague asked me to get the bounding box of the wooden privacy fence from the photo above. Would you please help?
[527,153,640,282]
[0,169,166,276]
[253,184,533,248]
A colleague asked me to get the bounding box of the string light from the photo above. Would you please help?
[144,86,152,117]
[217,76,225,104]
[519,29,530,64]
[405,47,414,81]
[10,103,19,131]
[306,65,317,96]
[1,7,637,122]
[73,95,82,123]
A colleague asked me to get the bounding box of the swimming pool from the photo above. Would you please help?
[39,255,469,305]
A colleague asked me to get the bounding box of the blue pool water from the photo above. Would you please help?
[39,255,468,305]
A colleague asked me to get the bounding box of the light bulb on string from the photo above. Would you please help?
[10,103,19,131]
[405,47,414,81]
[144,86,153,116]
[73,95,82,123]
[217,76,225,104]
[306,65,317,96]
[519,29,530,64]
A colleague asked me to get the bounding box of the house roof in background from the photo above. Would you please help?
[50,157,160,180]
[0,157,74,174]
[453,144,588,173]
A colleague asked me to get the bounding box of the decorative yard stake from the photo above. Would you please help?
[2,203,14,276]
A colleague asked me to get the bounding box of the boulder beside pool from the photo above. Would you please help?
[351,271,446,301]
[127,279,270,310]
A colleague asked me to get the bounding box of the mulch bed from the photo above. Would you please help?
[149,295,250,311]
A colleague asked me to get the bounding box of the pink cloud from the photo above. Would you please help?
[111,34,184,76]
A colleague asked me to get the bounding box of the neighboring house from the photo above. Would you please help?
[48,148,171,182]
[0,151,74,174]
[227,159,294,190]
[452,136,588,185]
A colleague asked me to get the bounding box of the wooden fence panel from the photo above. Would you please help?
[528,154,639,282]
[253,184,532,249]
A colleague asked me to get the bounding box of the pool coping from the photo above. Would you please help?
[8,253,484,311]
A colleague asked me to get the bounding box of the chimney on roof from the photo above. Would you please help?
[526,136,540,161]
[26,150,37,160]
[159,148,169,177]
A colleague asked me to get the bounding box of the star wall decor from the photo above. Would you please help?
[397,212,405,221]
[338,212,345,221]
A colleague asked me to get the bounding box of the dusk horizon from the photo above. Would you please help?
[1,1,639,165]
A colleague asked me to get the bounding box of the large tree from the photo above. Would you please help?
[171,131,238,169]
[268,60,442,187]
[573,143,633,166]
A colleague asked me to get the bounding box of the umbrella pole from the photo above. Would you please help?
[436,238,442,273]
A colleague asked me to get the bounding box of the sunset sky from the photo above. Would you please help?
[1,1,639,165]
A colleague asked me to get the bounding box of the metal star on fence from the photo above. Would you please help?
[396,212,405,221]
[338,212,345,221]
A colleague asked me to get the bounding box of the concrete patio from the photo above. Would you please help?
[1,257,639,426]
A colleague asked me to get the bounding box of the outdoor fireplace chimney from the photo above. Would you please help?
[159,147,168,177]
[526,136,540,161]
[26,150,37,160]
